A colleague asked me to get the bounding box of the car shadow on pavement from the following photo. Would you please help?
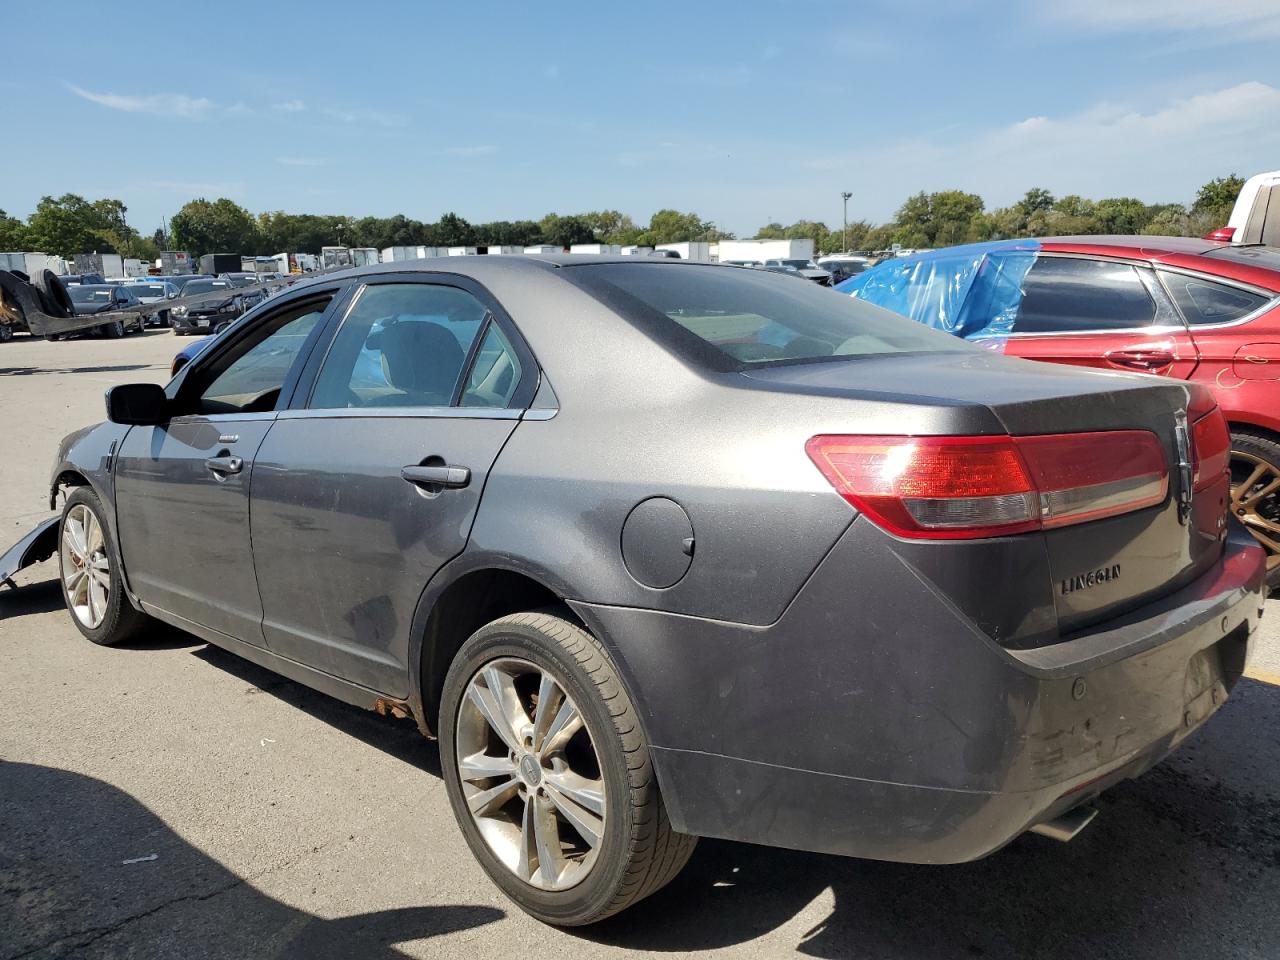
[0,761,503,959]
[582,678,1280,959]
[0,577,67,617]
[0,363,157,377]
[193,643,441,776]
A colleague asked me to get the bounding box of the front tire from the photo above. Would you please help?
[58,487,149,645]
[440,611,695,926]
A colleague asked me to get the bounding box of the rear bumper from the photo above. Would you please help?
[571,523,1267,863]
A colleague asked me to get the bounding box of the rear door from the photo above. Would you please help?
[248,275,538,695]
[1003,254,1200,379]
[1157,268,1279,389]
[113,290,339,642]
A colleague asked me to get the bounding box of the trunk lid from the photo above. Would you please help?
[744,352,1226,638]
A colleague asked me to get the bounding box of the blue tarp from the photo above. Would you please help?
[836,240,1041,349]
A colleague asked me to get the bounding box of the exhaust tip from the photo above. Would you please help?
[1029,805,1098,843]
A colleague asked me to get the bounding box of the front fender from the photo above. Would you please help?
[48,420,129,509]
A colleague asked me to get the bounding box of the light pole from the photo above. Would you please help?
[841,191,852,254]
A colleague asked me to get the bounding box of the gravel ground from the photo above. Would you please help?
[2,330,1278,960]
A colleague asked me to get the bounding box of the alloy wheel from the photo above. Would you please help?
[455,657,606,891]
[61,504,111,628]
[1230,450,1280,576]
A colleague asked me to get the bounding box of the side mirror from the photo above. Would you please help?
[106,383,168,425]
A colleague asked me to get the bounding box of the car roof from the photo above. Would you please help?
[871,236,1280,292]
[1039,235,1224,256]
[281,252,728,293]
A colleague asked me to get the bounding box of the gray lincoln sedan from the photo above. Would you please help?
[47,255,1266,925]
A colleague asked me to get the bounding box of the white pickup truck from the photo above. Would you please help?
[1217,170,1280,245]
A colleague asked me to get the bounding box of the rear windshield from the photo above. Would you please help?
[69,285,114,303]
[1202,245,1280,278]
[184,280,232,295]
[564,262,971,370]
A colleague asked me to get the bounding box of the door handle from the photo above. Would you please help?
[401,464,471,489]
[1105,347,1175,371]
[205,455,244,476]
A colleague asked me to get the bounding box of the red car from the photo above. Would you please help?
[844,236,1280,586]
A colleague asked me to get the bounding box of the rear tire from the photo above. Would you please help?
[58,487,150,646]
[439,611,696,926]
[0,324,11,343]
[1230,428,1280,591]
[104,320,125,339]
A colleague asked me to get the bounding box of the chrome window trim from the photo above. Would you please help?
[1001,324,1189,340]
[167,411,279,424]
[277,406,523,421]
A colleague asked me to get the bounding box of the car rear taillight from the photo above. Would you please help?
[806,432,1169,540]
[1203,226,1236,242]
[1190,406,1231,492]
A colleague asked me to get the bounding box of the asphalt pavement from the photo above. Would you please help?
[2,330,1278,959]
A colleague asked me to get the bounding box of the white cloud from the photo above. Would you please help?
[67,84,214,118]
[272,99,306,112]
[1042,0,1280,36]
[801,82,1280,221]
[322,106,407,127]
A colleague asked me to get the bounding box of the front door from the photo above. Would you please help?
[113,294,336,642]
[249,278,536,694]
[1002,255,1200,380]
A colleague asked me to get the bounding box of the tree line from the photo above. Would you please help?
[0,176,1244,262]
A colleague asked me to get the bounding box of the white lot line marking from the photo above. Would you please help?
[121,854,158,865]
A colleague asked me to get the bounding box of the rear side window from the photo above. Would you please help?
[1162,274,1270,325]
[309,282,489,409]
[1014,257,1156,334]
[564,263,971,369]
[460,322,523,408]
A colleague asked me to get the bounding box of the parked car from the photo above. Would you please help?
[218,272,265,286]
[818,255,872,284]
[124,279,180,327]
[43,256,1264,925]
[66,284,144,337]
[763,258,832,285]
[165,274,214,293]
[169,278,264,335]
[841,236,1280,587]
[722,259,763,267]
[58,273,106,286]
[1207,168,1280,245]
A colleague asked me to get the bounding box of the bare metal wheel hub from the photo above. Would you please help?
[61,504,111,629]
[456,657,607,892]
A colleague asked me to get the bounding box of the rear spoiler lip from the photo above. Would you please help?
[0,517,59,588]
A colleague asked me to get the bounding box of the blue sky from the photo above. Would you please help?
[3,0,1279,238]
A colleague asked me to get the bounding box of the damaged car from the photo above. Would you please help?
[21,255,1268,925]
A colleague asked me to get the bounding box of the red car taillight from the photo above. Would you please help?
[806,431,1169,540]
[1203,226,1236,242]
[1190,406,1231,492]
